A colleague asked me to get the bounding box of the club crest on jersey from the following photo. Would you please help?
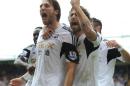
[68,51,77,60]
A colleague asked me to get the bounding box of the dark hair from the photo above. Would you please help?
[91,17,102,29]
[35,27,42,30]
[49,0,61,21]
[70,6,91,20]
[33,27,42,34]
[80,6,91,20]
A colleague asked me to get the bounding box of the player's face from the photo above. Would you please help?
[91,21,101,33]
[68,9,81,34]
[40,0,57,25]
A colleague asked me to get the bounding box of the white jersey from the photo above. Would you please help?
[72,33,102,86]
[88,40,122,86]
[31,24,79,86]
[14,44,37,66]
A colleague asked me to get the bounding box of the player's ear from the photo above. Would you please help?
[55,10,59,15]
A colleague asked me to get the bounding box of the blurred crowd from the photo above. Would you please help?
[0,60,130,86]
[0,62,26,86]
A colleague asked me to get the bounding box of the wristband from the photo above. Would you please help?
[21,72,32,82]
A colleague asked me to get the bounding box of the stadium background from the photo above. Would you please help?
[0,0,130,86]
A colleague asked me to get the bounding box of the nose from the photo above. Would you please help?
[72,12,78,18]
[40,4,46,11]
[71,14,77,21]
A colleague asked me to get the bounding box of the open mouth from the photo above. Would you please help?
[41,12,47,19]
[71,22,79,26]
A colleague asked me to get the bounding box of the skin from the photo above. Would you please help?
[9,77,26,86]
[40,0,59,29]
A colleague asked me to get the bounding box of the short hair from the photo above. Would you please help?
[35,27,42,30]
[34,27,42,31]
[49,0,61,21]
[91,17,102,29]
[70,6,91,20]
[33,27,42,33]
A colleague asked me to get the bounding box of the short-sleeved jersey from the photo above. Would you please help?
[87,40,122,86]
[31,24,79,86]
[15,44,37,66]
[72,33,102,86]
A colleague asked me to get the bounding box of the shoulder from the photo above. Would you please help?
[23,44,35,51]
[57,24,72,38]
[61,23,70,31]
[58,23,71,33]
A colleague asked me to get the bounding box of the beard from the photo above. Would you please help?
[42,17,54,26]
[41,12,55,25]
[71,25,81,34]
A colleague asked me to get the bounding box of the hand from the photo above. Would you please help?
[106,40,121,48]
[71,0,80,7]
[9,78,25,86]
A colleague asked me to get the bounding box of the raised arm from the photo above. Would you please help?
[71,0,97,41]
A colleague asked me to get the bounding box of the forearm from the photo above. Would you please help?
[73,5,97,41]
[64,62,76,86]
[119,47,130,62]
[64,74,74,86]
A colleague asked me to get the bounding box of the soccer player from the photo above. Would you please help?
[31,0,79,86]
[14,27,42,67]
[9,27,42,86]
[68,0,102,86]
[69,0,130,86]
[90,17,130,86]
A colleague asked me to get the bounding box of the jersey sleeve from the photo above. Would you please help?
[60,42,79,64]
[107,48,121,63]
[117,56,125,62]
[14,45,32,66]
[59,25,79,64]
[17,48,30,62]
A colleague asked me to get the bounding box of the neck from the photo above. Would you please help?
[46,20,60,31]
[74,31,83,38]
